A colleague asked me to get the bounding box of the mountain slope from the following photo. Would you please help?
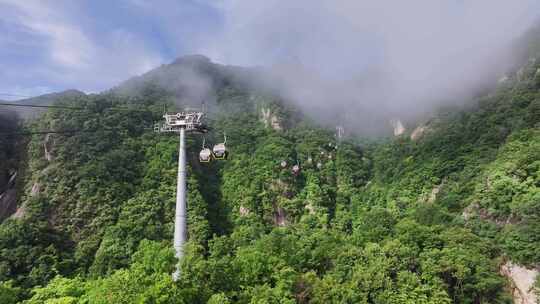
[14,90,86,105]
[112,55,266,107]
[5,90,86,119]
[0,53,539,303]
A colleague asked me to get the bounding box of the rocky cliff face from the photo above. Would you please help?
[0,110,22,222]
[0,172,17,222]
[411,124,428,141]
[500,261,539,304]
[44,134,54,162]
[390,119,405,136]
[260,106,283,131]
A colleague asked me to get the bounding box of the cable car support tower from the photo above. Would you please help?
[155,109,209,281]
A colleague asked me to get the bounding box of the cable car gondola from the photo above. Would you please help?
[213,133,228,160]
[199,138,212,163]
[292,163,301,175]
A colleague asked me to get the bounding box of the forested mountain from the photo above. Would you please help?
[0,40,539,303]
[4,90,86,119]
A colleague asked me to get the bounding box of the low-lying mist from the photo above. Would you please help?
[197,0,540,134]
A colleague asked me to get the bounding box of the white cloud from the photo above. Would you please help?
[0,0,164,93]
[1,0,539,130]
[0,0,94,69]
[4,86,54,100]
[196,0,540,132]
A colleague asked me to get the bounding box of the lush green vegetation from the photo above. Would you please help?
[0,52,539,303]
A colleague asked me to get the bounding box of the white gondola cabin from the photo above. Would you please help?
[199,148,212,162]
[212,143,228,160]
[212,133,228,160]
[292,164,301,175]
[199,138,212,163]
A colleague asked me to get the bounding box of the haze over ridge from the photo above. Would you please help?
[2,0,540,132]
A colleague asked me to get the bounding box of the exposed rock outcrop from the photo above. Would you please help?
[411,125,428,141]
[31,182,40,196]
[273,204,288,227]
[517,68,526,81]
[10,181,40,220]
[427,183,443,204]
[390,119,405,136]
[498,75,510,84]
[305,202,315,215]
[410,119,434,141]
[260,107,282,131]
[239,206,250,216]
[0,172,17,221]
[500,261,538,304]
[11,204,26,219]
[461,203,478,221]
[0,189,17,221]
[44,134,54,162]
[461,202,519,227]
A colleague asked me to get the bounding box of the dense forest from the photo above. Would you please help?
[0,42,539,303]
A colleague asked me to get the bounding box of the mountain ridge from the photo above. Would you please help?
[0,48,539,303]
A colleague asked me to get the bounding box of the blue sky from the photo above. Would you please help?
[1,0,540,103]
[0,0,225,99]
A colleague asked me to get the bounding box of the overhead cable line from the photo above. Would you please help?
[0,102,156,113]
[0,102,85,110]
[0,126,153,136]
[0,129,89,135]
[0,93,33,98]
